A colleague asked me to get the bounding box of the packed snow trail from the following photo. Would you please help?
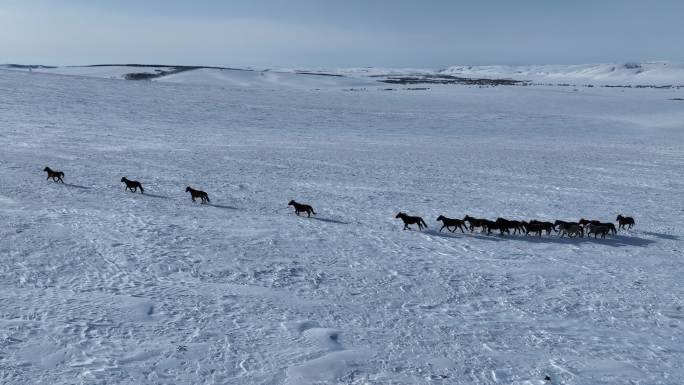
[0,70,683,384]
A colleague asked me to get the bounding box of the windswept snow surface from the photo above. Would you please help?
[440,62,684,86]
[158,68,374,89]
[12,65,178,80]
[1,70,683,384]
[1,65,376,89]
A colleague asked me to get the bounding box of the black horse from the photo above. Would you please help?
[436,215,466,233]
[121,177,144,193]
[43,167,64,183]
[463,215,488,232]
[396,212,427,230]
[186,186,210,203]
[616,215,635,230]
[288,200,316,217]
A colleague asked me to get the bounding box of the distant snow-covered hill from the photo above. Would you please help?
[2,62,683,87]
[440,62,684,85]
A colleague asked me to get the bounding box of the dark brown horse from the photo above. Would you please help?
[596,222,617,235]
[186,186,210,203]
[587,224,611,238]
[496,218,524,234]
[522,221,554,236]
[558,223,583,238]
[288,200,316,217]
[616,215,635,230]
[121,177,144,193]
[555,220,584,237]
[483,220,509,235]
[396,212,427,230]
[579,218,601,227]
[463,215,488,232]
[436,215,466,233]
[43,167,64,183]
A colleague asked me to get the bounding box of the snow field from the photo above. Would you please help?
[0,70,683,384]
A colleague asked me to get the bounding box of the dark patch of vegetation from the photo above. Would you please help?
[123,66,199,81]
[602,84,680,89]
[124,72,160,80]
[377,74,521,86]
[669,98,684,101]
[294,71,344,77]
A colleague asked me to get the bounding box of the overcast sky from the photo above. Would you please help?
[1,0,682,68]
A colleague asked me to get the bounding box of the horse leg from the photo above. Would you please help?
[439,225,445,232]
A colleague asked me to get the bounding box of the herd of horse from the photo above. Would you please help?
[44,166,635,238]
[399,213,635,238]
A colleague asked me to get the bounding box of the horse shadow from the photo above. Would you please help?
[141,193,169,199]
[309,216,349,225]
[424,229,504,242]
[63,183,90,190]
[499,234,655,248]
[641,231,680,241]
[425,229,654,247]
[207,203,239,210]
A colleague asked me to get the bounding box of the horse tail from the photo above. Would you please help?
[139,185,144,193]
[421,218,428,228]
[206,195,210,202]
[311,208,316,215]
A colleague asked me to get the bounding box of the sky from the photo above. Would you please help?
[1,0,683,68]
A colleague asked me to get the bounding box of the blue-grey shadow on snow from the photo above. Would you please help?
[425,229,654,247]
[308,216,350,225]
[494,234,654,247]
[642,231,681,241]
[62,183,90,189]
[424,229,503,242]
[207,203,239,210]
[141,193,169,199]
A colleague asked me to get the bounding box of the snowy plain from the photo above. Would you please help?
[0,67,683,385]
